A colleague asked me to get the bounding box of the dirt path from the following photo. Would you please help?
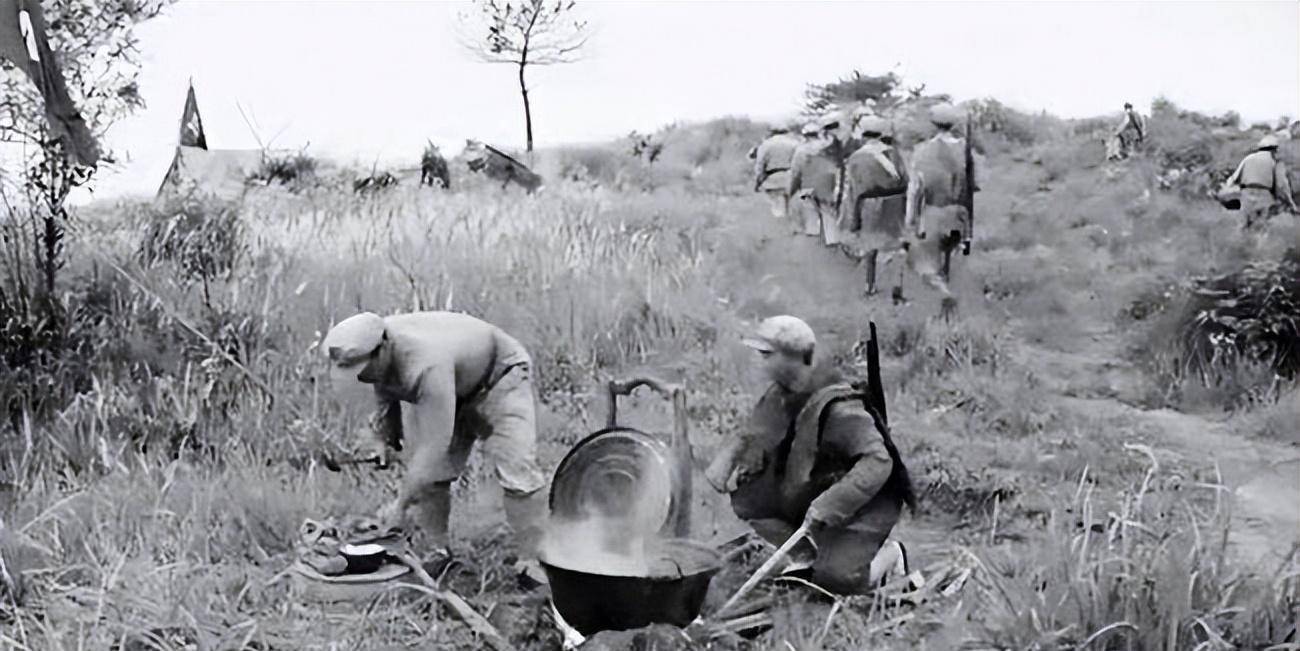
[1020,333,1299,568]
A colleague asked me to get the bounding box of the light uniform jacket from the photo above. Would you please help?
[1226,151,1294,203]
[1115,110,1147,141]
[754,133,801,192]
[906,132,980,238]
[361,312,532,464]
[788,140,840,205]
[840,139,908,235]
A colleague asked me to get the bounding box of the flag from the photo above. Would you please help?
[0,0,101,167]
[179,82,207,149]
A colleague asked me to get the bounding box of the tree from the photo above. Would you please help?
[2,0,172,300]
[458,0,590,153]
[803,69,903,116]
[1,0,172,417]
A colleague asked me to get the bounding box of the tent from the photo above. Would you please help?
[157,146,264,201]
[156,82,264,201]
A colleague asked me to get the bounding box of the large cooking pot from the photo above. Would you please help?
[541,538,721,636]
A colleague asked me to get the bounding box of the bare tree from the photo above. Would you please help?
[458,0,590,153]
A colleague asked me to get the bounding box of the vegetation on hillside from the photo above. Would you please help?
[2,67,1298,649]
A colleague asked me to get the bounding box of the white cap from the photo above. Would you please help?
[323,312,385,366]
[742,315,816,355]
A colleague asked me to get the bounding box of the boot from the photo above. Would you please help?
[406,481,456,576]
[503,489,550,588]
[865,249,879,295]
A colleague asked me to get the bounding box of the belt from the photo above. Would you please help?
[1241,184,1272,191]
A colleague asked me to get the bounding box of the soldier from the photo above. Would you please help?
[322,310,550,587]
[1224,134,1298,226]
[905,103,978,285]
[1111,102,1147,160]
[752,127,801,222]
[839,115,909,296]
[705,316,916,594]
[789,115,847,246]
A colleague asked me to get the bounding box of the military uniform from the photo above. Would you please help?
[753,132,801,221]
[1113,107,1146,160]
[1224,136,1298,225]
[722,367,907,595]
[903,105,978,292]
[790,115,853,246]
[324,311,548,570]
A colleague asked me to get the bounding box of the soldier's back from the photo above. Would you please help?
[910,135,967,206]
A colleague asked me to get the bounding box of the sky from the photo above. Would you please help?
[34,0,1300,203]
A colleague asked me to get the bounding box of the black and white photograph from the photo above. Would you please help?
[1,1,1298,648]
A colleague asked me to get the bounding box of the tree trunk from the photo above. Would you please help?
[519,62,533,153]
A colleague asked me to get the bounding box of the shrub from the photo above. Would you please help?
[246,151,318,189]
[1153,248,1300,406]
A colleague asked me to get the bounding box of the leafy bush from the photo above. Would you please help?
[1160,248,1300,401]
[246,151,318,189]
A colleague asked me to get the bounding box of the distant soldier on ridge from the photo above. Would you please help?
[1107,102,1147,161]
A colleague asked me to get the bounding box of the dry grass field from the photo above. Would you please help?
[2,101,1298,649]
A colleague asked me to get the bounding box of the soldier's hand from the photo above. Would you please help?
[352,427,394,468]
[704,455,735,493]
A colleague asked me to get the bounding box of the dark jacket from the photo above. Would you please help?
[729,366,909,534]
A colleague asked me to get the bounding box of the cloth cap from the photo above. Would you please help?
[929,103,964,127]
[856,115,890,136]
[323,312,385,366]
[819,113,843,131]
[801,122,821,136]
[742,315,816,355]
[1258,134,1280,149]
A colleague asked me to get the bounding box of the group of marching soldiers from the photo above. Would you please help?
[751,103,978,302]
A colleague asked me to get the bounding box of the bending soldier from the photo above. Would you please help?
[322,311,550,587]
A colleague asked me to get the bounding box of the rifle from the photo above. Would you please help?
[866,321,888,426]
[963,117,975,256]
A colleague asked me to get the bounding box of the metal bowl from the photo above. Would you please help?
[541,538,722,636]
[340,543,386,574]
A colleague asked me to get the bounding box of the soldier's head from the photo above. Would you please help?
[929,104,963,130]
[1124,102,1133,111]
[743,316,817,391]
[856,116,890,140]
[1257,135,1280,152]
[323,312,392,385]
[819,114,843,140]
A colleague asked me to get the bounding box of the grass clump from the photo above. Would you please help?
[968,450,1298,650]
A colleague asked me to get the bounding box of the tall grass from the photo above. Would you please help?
[3,104,1298,649]
[969,449,1297,650]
